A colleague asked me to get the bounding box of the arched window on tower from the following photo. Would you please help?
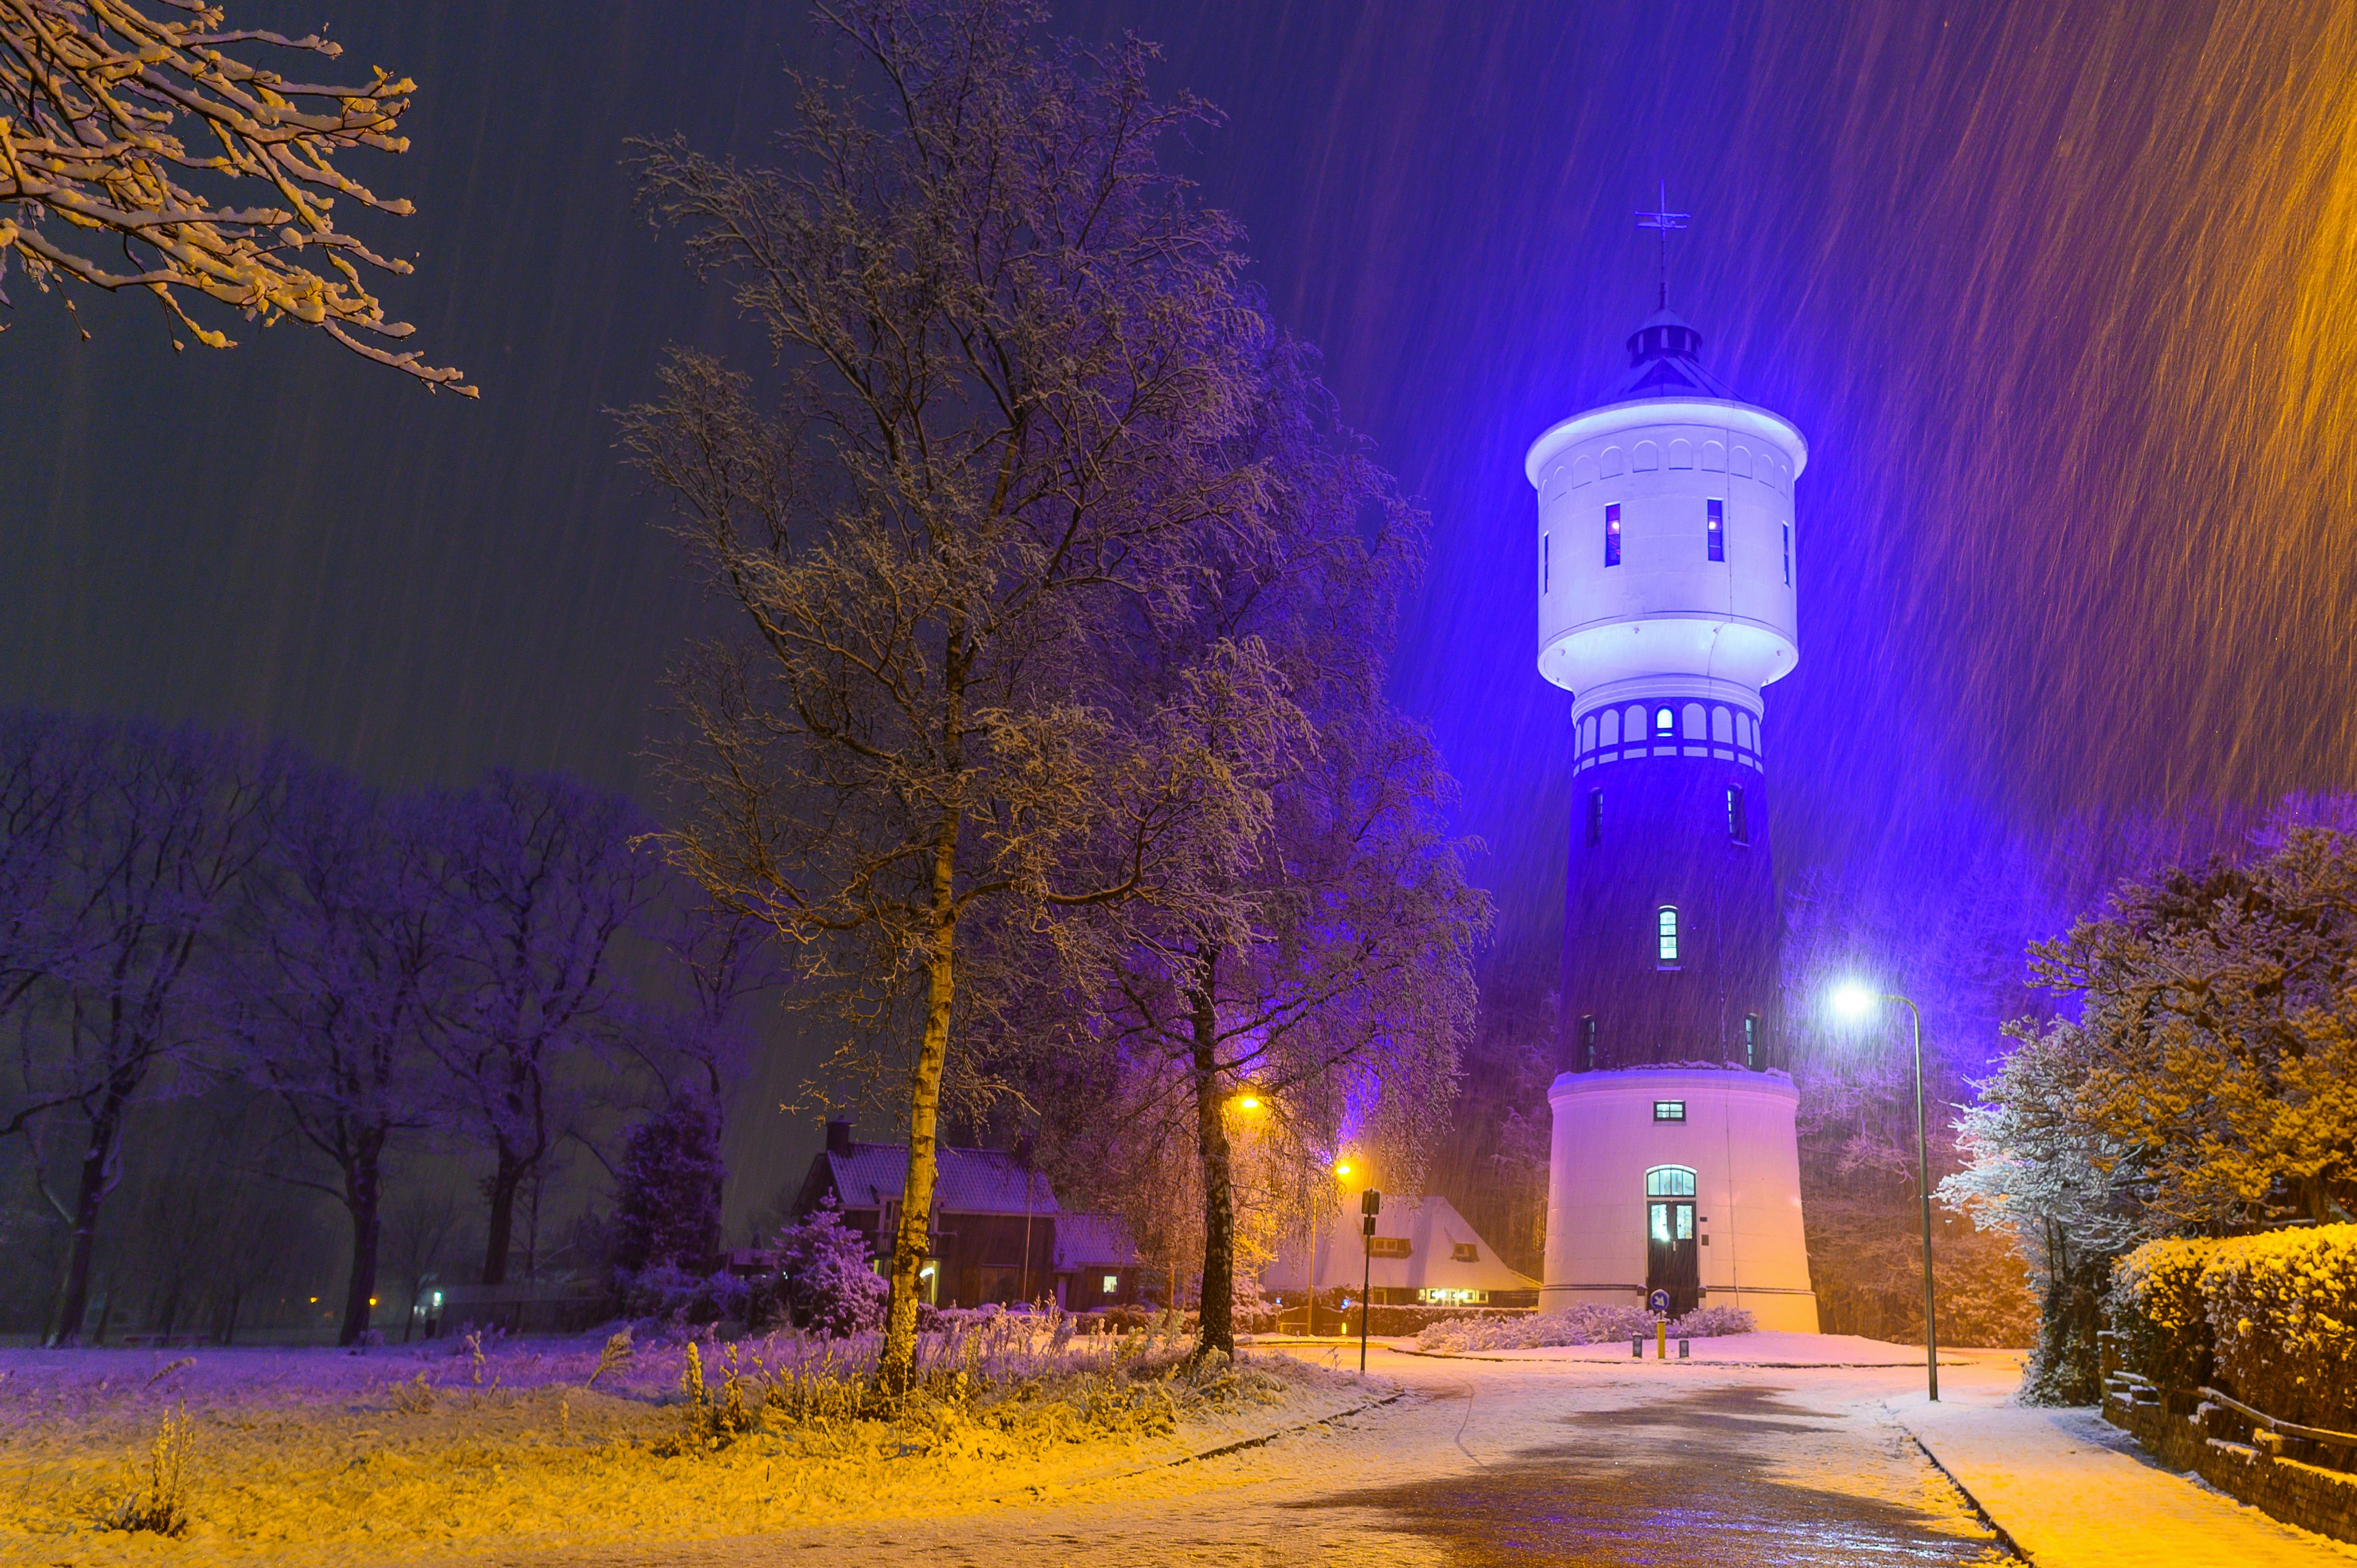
[1656,906,1680,968]
[1654,707,1674,738]
[1646,1166,1697,1198]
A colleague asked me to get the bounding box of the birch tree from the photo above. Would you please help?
[621,0,1281,1393]
[0,0,469,390]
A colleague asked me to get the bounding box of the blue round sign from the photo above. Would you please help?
[1648,1289,1671,1315]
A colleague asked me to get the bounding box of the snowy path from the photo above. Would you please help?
[1892,1384,2357,1568]
[600,1346,2014,1567]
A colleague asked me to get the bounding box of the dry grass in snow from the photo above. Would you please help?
[0,1323,1370,1565]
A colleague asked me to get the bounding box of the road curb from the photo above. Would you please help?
[1174,1389,1407,1466]
[1883,1402,2030,1562]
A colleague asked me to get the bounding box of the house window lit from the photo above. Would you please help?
[1452,1243,1479,1263]
[1370,1237,1412,1259]
[1654,706,1673,737]
[1656,906,1680,966]
[1782,523,1792,585]
[1653,1100,1686,1122]
[1102,1273,1118,1292]
[1707,498,1724,561]
[1605,503,1622,566]
[1579,1014,1598,1071]
[1586,787,1602,847]
[1743,1013,1761,1069]
[1726,785,1748,843]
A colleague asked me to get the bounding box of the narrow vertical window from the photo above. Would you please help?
[1726,785,1748,844]
[1706,499,1725,562]
[1743,1013,1761,1069]
[1543,532,1550,592]
[1585,788,1602,848]
[1604,504,1622,567]
[1782,524,1792,586]
[1656,906,1680,967]
[1580,1014,1598,1071]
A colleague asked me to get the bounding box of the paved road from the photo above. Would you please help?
[635,1347,2012,1567]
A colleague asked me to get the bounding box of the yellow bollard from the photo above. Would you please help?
[1656,1320,1667,1359]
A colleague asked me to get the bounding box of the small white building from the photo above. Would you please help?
[1263,1194,1539,1306]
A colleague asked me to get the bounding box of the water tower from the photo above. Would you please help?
[1525,196,1817,1329]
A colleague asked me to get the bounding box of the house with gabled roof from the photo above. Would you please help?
[1261,1193,1539,1307]
[791,1120,1140,1309]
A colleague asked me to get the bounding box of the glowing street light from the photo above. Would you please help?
[1235,1092,1264,1112]
[1828,979,1939,1402]
[1332,1159,1352,1179]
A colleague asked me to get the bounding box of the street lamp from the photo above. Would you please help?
[1830,981,1939,1402]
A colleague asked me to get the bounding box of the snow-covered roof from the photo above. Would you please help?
[822,1142,1062,1217]
[1052,1212,1140,1270]
[1261,1193,1539,1294]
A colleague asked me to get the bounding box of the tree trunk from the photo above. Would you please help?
[1190,966,1237,1361]
[481,1150,525,1287]
[879,813,960,1398]
[47,1083,129,1346]
[338,1131,386,1346]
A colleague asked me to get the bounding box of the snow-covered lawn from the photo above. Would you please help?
[0,1335,1374,1565]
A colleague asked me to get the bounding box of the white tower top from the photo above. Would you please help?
[1527,309,1807,743]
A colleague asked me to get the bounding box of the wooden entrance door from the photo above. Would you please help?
[1646,1199,1698,1316]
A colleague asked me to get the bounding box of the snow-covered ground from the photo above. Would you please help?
[1392,1327,2019,1366]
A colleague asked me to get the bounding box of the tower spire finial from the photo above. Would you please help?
[1634,177,1689,311]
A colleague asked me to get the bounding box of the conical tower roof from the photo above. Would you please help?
[1605,308,1733,402]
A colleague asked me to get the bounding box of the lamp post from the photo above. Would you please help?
[1831,983,1938,1402]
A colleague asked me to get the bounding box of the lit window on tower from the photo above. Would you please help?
[1654,707,1673,737]
[1707,498,1724,561]
[1586,787,1602,847]
[1580,1014,1598,1070]
[1605,504,1622,566]
[1744,1013,1761,1069]
[1656,906,1680,966]
[1726,785,1748,843]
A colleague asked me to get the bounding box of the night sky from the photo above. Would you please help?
[6,1,2354,1176]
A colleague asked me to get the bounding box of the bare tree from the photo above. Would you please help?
[0,710,93,1027]
[382,1184,466,1340]
[0,719,288,1343]
[621,0,1288,1392]
[0,0,470,389]
[226,769,452,1344]
[429,773,660,1287]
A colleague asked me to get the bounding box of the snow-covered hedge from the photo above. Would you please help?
[2201,1224,2357,1433]
[1415,1301,1752,1353]
[2107,1236,2218,1393]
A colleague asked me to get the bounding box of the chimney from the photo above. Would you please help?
[826,1119,853,1157]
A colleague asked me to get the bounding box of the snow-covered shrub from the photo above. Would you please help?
[2106,1236,2217,1391]
[1415,1301,1752,1353]
[772,1201,887,1337]
[2200,1223,2357,1431]
[617,1261,749,1326]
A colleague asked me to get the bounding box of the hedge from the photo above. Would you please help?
[2107,1236,2217,1394]
[2202,1225,2357,1434]
[2108,1223,2357,1433]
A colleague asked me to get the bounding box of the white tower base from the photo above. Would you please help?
[1542,1066,1818,1332]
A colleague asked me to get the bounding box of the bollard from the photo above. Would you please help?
[1656,1321,1667,1359]
[1679,1339,1690,1359]
[1631,1334,1643,1359]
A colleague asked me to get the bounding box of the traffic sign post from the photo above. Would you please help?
[1359,1189,1381,1373]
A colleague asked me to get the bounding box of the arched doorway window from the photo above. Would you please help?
[1644,1166,1699,1316]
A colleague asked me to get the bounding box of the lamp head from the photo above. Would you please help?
[1235,1093,1263,1112]
[1332,1160,1353,1179]
[1829,981,1879,1022]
